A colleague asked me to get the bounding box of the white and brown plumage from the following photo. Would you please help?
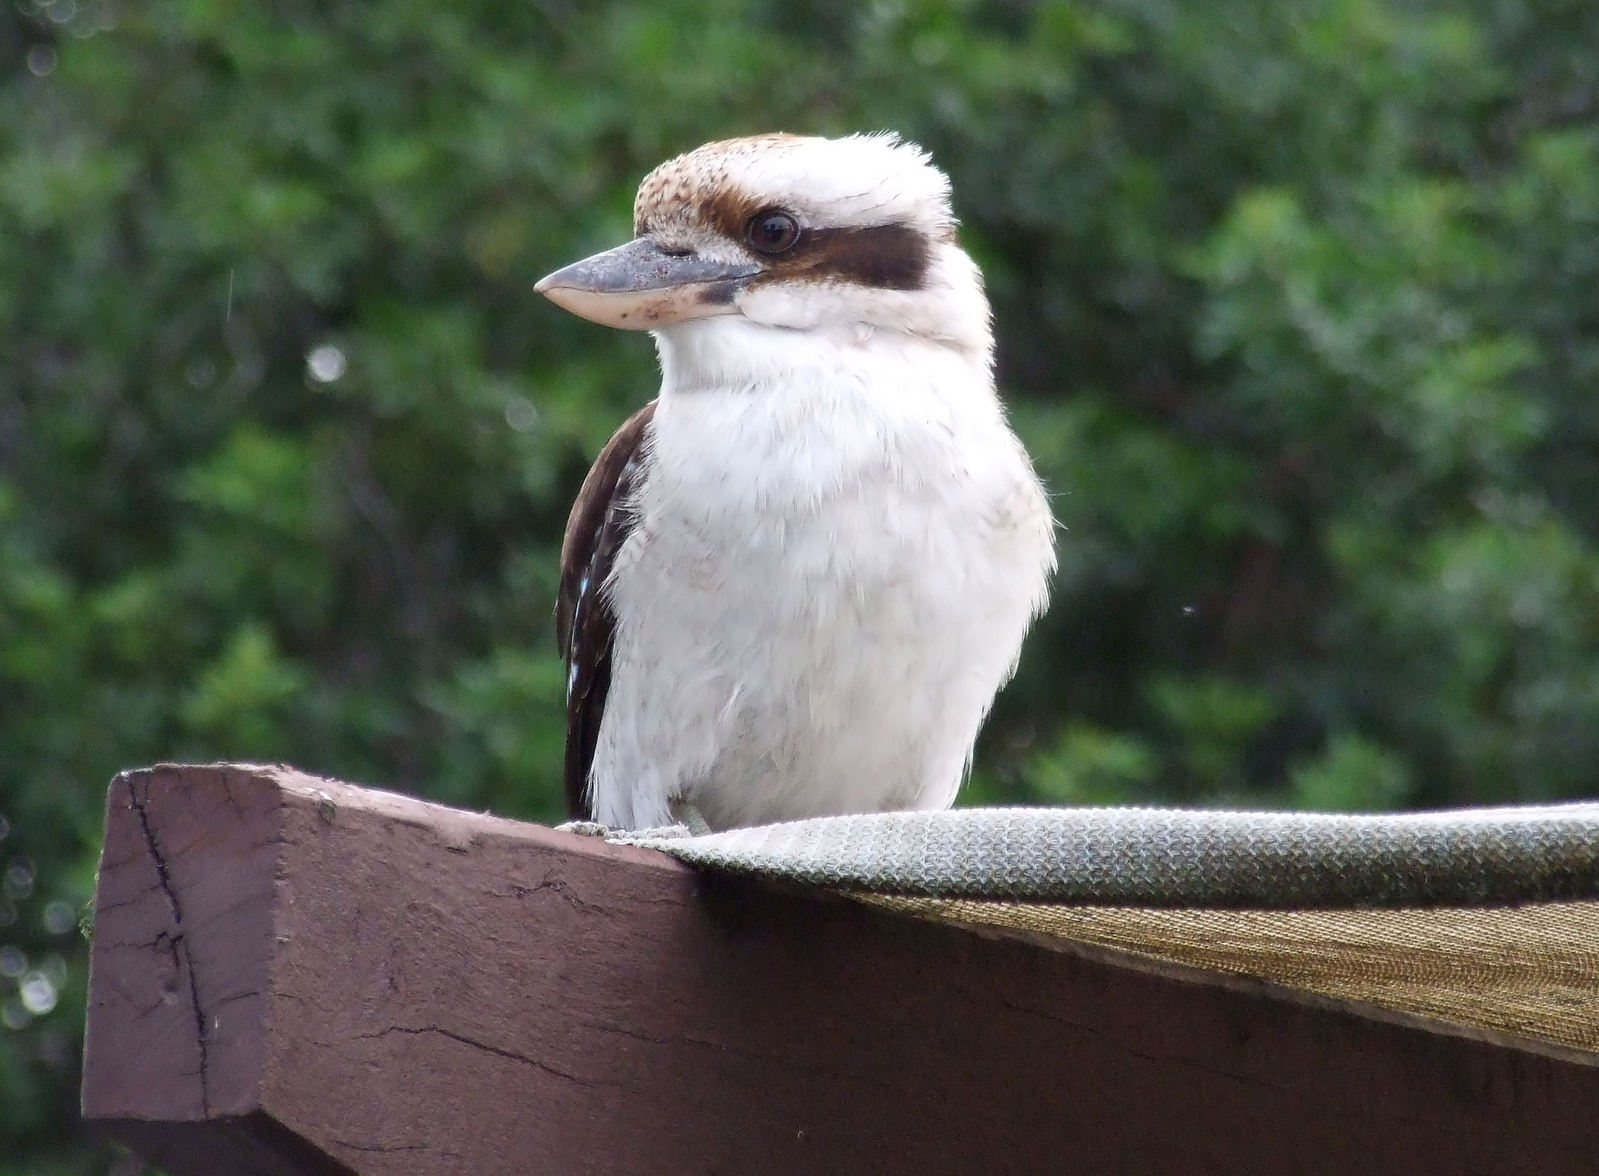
[540,132,1055,831]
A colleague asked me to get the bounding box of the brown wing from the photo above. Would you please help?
[557,401,656,819]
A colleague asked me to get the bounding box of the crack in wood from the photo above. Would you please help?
[127,776,212,1117]
[509,871,606,914]
[353,1023,634,1091]
[330,1138,457,1156]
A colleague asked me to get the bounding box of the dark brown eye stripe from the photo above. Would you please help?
[758,223,931,292]
[649,186,933,292]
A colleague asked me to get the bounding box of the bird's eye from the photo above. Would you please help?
[747,210,801,256]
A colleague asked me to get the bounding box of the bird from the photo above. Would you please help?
[537,132,1055,832]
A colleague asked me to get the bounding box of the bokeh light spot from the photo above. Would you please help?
[307,343,347,383]
[19,972,57,1015]
[25,45,57,76]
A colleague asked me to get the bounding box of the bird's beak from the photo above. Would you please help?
[535,236,761,330]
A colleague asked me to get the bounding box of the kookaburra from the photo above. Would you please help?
[537,132,1054,831]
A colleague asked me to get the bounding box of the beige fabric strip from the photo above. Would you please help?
[863,896,1599,1056]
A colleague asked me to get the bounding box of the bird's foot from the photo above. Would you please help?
[554,819,610,837]
[557,804,713,842]
[667,800,714,837]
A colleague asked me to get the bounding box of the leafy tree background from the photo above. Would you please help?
[3,0,1596,1169]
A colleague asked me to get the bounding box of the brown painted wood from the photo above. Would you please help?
[83,764,1599,1176]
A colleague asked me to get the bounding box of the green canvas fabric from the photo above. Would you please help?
[617,803,1599,907]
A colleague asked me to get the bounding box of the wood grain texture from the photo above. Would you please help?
[83,764,1599,1176]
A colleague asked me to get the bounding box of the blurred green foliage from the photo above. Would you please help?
[2,0,1596,1168]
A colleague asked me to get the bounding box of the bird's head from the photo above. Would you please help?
[536,133,991,363]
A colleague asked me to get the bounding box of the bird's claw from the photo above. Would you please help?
[554,819,610,837]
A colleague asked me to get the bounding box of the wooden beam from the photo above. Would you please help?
[83,765,1599,1175]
